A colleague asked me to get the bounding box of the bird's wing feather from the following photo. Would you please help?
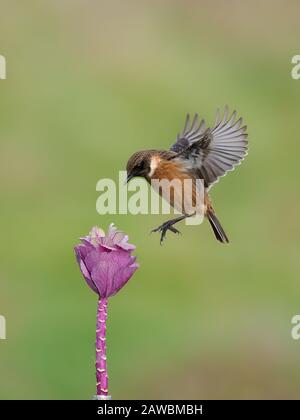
[170,106,248,188]
[170,113,207,153]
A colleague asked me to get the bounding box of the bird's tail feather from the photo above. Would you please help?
[207,211,229,244]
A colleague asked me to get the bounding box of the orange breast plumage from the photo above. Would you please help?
[150,157,204,215]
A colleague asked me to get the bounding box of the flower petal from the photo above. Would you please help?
[91,254,120,297]
[74,247,98,293]
[84,249,102,272]
[79,237,96,249]
[89,226,105,245]
[111,230,126,242]
[80,260,98,293]
[75,244,90,260]
[117,241,136,251]
[110,263,139,296]
[107,223,117,238]
[100,236,117,251]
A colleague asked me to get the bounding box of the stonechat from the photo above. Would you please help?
[126,106,248,244]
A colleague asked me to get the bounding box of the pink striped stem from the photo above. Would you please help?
[95,297,108,397]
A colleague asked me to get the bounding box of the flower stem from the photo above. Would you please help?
[95,297,108,397]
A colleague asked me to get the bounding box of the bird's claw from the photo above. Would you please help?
[151,222,181,245]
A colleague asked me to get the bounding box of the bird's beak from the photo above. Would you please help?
[126,172,134,184]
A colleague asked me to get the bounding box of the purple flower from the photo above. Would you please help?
[74,224,139,399]
[75,224,138,298]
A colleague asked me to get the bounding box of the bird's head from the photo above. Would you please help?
[126,150,155,183]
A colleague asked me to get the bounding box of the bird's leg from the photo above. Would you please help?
[151,214,192,244]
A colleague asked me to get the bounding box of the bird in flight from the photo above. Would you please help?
[126,106,248,244]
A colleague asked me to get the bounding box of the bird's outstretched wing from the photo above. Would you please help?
[170,106,248,188]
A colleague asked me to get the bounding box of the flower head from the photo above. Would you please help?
[75,224,138,297]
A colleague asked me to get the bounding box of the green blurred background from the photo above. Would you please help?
[1,0,300,399]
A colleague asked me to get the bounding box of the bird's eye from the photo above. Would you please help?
[137,161,145,170]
